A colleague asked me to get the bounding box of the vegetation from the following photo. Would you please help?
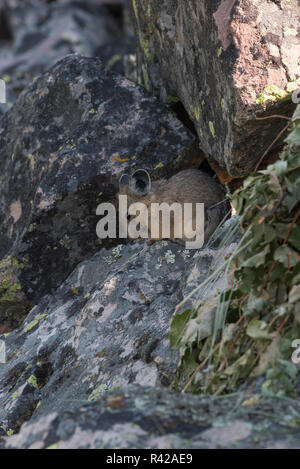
[170,104,300,397]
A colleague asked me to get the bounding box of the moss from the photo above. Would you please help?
[209,121,215,138]
[167,95,180,103]
[154,162,164,169]
[11,258,25,270]
[46,443,58,450]
[11,391,18,400]
[140,36,154,63]
[88,384,109,401]
[0,257,32,329]
[190,106,201,121]
[106,55,122,71]
[24,314,47,333]
[0,256,31,329]
[142,64,151,92]
[0,280,21,303]
[137,4,155,65]
[27,375,38,389]
[132,0,138,18]
[255,81,300,105]
[6,429,14,436]
[28,223,37,233]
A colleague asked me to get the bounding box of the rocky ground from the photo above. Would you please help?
[0,0,299,449]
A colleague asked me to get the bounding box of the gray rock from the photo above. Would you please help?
[3,384,300,448]
[130,0,299,177]
[0,232,238,437]
[0,54,197,303]
[0,1,121,110]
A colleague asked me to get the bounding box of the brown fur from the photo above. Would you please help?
[118,169,229,243]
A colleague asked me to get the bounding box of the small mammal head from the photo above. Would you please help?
[118,168,229,245]
[119,169,152,200]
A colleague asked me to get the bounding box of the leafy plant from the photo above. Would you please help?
[170,105,300,397]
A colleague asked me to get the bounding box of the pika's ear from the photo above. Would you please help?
[119,173,130,190]
[130,169,151,195]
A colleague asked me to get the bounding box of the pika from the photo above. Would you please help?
[118,169,229,246]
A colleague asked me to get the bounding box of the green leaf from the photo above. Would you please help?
[169,309,192,349]
[291,104,300,122]
[289,226,300,252]
[285,125,300,147]
[278,359,298,380]
[274,245,299,267]
[252,336,281,377]
[241,245,270,268]
[246,318,272,340]
[289,285,300,304]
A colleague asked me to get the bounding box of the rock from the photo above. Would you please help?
[3,0,127,10]
[2,384,300,448]
[1,236,300,450]
[0,236,236,436]
[0,1,121,110]
[130,0,299,177]
[0,54,198,303]
[95,36,135,76]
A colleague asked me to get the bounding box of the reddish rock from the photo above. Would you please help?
[130,0,299,177]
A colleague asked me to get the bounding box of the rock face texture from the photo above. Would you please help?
[0,235,237,439]
[2,384,300,449]
[0,55,197,303]
[130,0,299,177]
[1,0,299,451]
[0,1,123,110]
[2,224,298,449]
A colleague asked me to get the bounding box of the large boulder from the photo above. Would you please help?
[2,384,300,448]
[0,233,238,437]
[130,0,299,177]
[0,54,198,304]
